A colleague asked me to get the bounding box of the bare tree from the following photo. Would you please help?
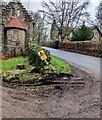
[30,11,48,43]
[39,0,89,41]
[96,1,102,32]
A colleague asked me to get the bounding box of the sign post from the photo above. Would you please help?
[38,50,55,73]
[38,50,48,65]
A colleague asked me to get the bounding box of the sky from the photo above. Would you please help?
[4,0,101,19]
[22,0,101,19]
[3,0,101,36]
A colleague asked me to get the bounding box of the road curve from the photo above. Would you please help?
[43,47,101,80]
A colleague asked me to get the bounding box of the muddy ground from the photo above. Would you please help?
[2,66,100,118]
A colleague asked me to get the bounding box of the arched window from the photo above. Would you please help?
[17,9,20,17]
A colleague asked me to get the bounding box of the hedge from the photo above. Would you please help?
[59,41,102,57]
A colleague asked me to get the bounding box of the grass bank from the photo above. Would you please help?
[51,56,72,74]
[0,56,72,81]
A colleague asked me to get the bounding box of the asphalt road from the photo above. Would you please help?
[43,47,101,80]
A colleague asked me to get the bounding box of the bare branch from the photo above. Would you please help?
[39,0,90,41]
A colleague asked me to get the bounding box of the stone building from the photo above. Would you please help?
[91,26,102,42]
[1,0,34,53]
[69,26,102,42]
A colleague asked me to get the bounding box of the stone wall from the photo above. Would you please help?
[0,1,3,54]
[3,28,25,53]
[0,2,2,53]
[2,1,33,53]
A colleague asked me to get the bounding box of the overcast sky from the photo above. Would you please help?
[5,0,101,19]
[22,0,101,18]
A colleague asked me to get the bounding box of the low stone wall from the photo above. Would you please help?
[1,44,27,60]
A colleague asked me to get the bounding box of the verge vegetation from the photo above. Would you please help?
[1,56,72,82]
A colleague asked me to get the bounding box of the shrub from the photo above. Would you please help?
[42,48,51,63]
[72,24,94,41]
[51,40,60,49]
[40,41,52,47]
[28,42,51,72]
[59,41,74,50]
[58,40,102,57]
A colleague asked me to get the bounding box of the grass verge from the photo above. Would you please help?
[1,57,29,73]
[0,56,72,81]
[51,56,72,74]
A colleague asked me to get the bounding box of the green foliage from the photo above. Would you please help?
[1,57,42,81]
[51,40,60,49]
[28,42,51,72]
[51,56,72,74]
[1,55,72,81]
[43,49,51,62]
[72,24,94,41]
[40,40,59,49]
[1,57,29,73]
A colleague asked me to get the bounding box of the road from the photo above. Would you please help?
[43,47,101,80]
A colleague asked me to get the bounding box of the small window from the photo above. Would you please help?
[93,32,97,39]
[17,9,20,17]
[11,7,15,17]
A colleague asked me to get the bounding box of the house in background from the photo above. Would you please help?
[91,26,102,42]
[1,0,34,53]
[69,25,102,42]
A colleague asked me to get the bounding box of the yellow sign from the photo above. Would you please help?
[38,50,47,61]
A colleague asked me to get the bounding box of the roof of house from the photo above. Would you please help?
[5,17,26,30]
[90,26,102,36]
